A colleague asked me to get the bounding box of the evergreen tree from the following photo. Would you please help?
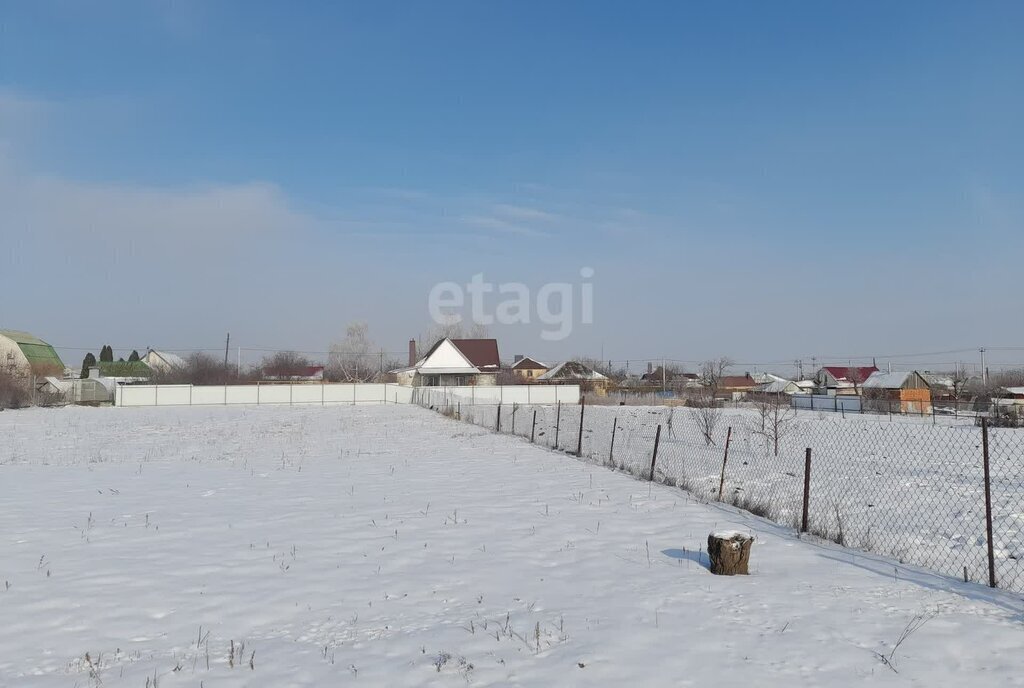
[128,350,140,362]
[80,353,96,379]
[100,345,113,363]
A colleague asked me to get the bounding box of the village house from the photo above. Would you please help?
[641,364,699,388]
[753,378,805,396]
[510,356,549,381]
[536,361,610,395]
[1001,387,1024,406]
[393,338,501,387]
[814,366,879,396]
[717,374,758,400]
[862,370,932,414]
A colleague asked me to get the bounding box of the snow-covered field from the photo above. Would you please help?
[2,405,1024,686]
[444,400,1024,592]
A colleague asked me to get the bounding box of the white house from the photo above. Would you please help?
[392,338,500,387]
[754,378,805,395]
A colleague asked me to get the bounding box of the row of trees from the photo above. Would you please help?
[147,323,410,385]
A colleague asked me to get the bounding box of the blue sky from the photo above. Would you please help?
[2,1,1022,373]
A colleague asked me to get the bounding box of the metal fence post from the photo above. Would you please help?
[982,418,997,588]
[496,404,502,432]
[576,396,585,457]
[801,448,812,533]
[512,403,517,434]
[554,401,562,449]
[718,426,733,501]
[609,417,617,465]
[649,425,662,481]
[531,409,537,443]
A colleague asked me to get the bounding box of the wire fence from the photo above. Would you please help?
[414,388,1024,594]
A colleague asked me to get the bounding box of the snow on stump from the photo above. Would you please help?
[707,531,754,576]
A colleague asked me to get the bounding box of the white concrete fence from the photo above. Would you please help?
[115,383,580,408]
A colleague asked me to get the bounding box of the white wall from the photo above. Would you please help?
[115,383,575,407]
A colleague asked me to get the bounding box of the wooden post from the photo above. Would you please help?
[801,448,812,533]
[576,397,585,457]
[609,417,617,465]
[555,401,562,449]
[531,409,537,443]
[717,426,733,501]
[649,425,662,481]
[982,419,997,588]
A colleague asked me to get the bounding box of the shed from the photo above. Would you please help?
[862,370,932,413]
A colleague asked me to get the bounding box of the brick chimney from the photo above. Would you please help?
[408,339,417,367]
[514,354,524,364]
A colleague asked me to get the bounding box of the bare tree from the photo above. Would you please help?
[261,351,313,380]
[688,397,722,446]
[151,352,235,385]
[752,396,796,457]
[418,317,490,353]
[698,357,734,400]
[328,322,386,382]
[0,370,31,409]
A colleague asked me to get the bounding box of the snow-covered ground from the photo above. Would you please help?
[444,400,1024,592]
[2,405,1024,686]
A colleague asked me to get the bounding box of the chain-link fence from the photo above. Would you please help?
[414,388,1024,594]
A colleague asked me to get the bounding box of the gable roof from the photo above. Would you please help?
[537,361,608,382]
[820,366,879,384]
[862,371,914,389]
[450,339,500,369]
[143,349,187,369]
[755,379,800,394]
[511,356,548,370]
[394,338,500,375]
[720,374,756,388]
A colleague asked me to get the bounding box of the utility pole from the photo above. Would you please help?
[237,346,241,376]
[224,333,230,370]
[662,357,666,393]
[980,347,987,387]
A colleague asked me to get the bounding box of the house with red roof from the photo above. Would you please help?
[392,338,500,387]
[814,365,879,396]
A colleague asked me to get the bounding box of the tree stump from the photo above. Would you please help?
[707,531,754,575]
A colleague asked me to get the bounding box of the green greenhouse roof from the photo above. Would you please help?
[98,360,153,377]
[0,329,65,371]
